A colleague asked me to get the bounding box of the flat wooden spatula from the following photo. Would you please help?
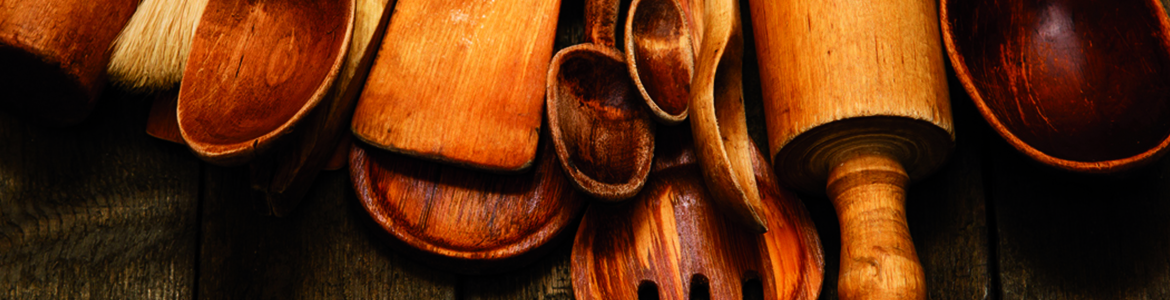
[351,0,561,172]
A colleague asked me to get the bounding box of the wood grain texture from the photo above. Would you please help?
[350,136,585,274]
[625,0,695,124]
[146,88,185,144]
[0,0,137,126]
[689,0,767,233]
[351,0,561,172]
[200,166,459,299]
[572,125,823,300]
[941,0,1170,173]
[178,0,353,166]
[0,91,200,298]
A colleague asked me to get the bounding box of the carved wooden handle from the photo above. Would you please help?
[585,0,620,47]
[827,153,925,300]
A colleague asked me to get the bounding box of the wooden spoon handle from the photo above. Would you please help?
[585,0,620,47]
[827,153,925,300]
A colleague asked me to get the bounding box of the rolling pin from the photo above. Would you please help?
[749,0,952,299]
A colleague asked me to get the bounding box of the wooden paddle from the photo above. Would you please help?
[941,0,1170,173]
[0,0,137,126]
[350,132,586,274]
[572,125,823,300]
[750,0,953,298]
[351,0,561,173]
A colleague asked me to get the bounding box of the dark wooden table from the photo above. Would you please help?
[4,0,1170,298]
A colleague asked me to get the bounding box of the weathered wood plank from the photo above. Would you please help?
[989,121,1170,299]
[462,240,575,300]
[0,91,201,298]
[198,166,459,299]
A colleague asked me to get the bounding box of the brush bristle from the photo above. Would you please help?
[108,0,209,92]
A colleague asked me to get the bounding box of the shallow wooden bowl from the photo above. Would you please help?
[350,136,586,274]
[942,0,1170,172]
[177,0,354,166]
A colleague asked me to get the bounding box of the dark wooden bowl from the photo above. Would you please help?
[0,0,137,126]
[349,136,586,274]
[625,0,695,124]
[177,0,354,166]
[571,125,824,299]
[941,0,1170,173]
[546,44,655,201]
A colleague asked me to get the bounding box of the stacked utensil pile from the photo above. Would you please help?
[5,0,1169,298]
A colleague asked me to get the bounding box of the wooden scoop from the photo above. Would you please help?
[547,0,655,201]
[624,0,695,124]
[751,0,952,298]
[177,0,354,166]
[351,0,560,172]
[0,0,137,126]
[350,133,586,274]
[941,0,1170,173]
[572,125,824,300]
[688,0,767,233]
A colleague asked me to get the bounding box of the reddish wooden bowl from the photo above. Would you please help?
[941,0,1170,172]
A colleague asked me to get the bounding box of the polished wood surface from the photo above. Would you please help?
[625,0,694,124]
[351,0,560,172]
[941,0,1170,173]
[0,0,137,126]
[178,0,354,166]
[572,125,823,300]
[349,136,585,274]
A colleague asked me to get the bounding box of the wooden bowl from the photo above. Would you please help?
[571,125,824,299]
[941,0,1170,173]
[546,44,656,201]
[177,0,354,166]
[350,136,586,274]
[625,0,695,124]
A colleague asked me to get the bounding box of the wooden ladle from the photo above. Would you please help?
[177,0,354,166]
[624,0,695,124]
[572,125,824,300]
[350,133,586,274]
[547,0,655,201]
[941,0,1170,173]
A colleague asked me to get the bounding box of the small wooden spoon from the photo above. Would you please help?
[177,0,354,166]
[941,0,1170,173]
[572,125,824,300]
[350,134,586,274]
[624,0,695,124]
[547,0,655,201]
[0,0,137,126]
[688,0,766,233]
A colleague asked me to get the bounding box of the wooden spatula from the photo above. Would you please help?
[351,0,561,173]
[572,125,824,299]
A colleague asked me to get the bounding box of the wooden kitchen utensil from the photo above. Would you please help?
[572,125,823,300]
[177,0,354,166]
[625,0,694,124]
[547,0,655,201]
[751,0,952,298]
[350,133,586,274]
[941,0,1170,173]
[351,0,560,173]
[688,0,767,233]
[0,0,137,126]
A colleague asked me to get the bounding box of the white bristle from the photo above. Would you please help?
[108,0,209,92]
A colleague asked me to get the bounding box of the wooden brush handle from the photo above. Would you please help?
[827,153,924,300]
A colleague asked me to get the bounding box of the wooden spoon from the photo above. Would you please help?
[751,0,952,298]
[624,0,695,124]
[941,0,1170,173]
[572,125,824,300]
[547,0,655,201]
[0,0,138,126]
[177,0,354,166]
[688,0,767,233]
[351,0,560,173]
[350,134,586,274]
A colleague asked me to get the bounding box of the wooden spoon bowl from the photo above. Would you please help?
[941,0,1170,172]
[625,0,695,124]
[547,44,655,201]
[350,136,586,274]
[178,0,354,166]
